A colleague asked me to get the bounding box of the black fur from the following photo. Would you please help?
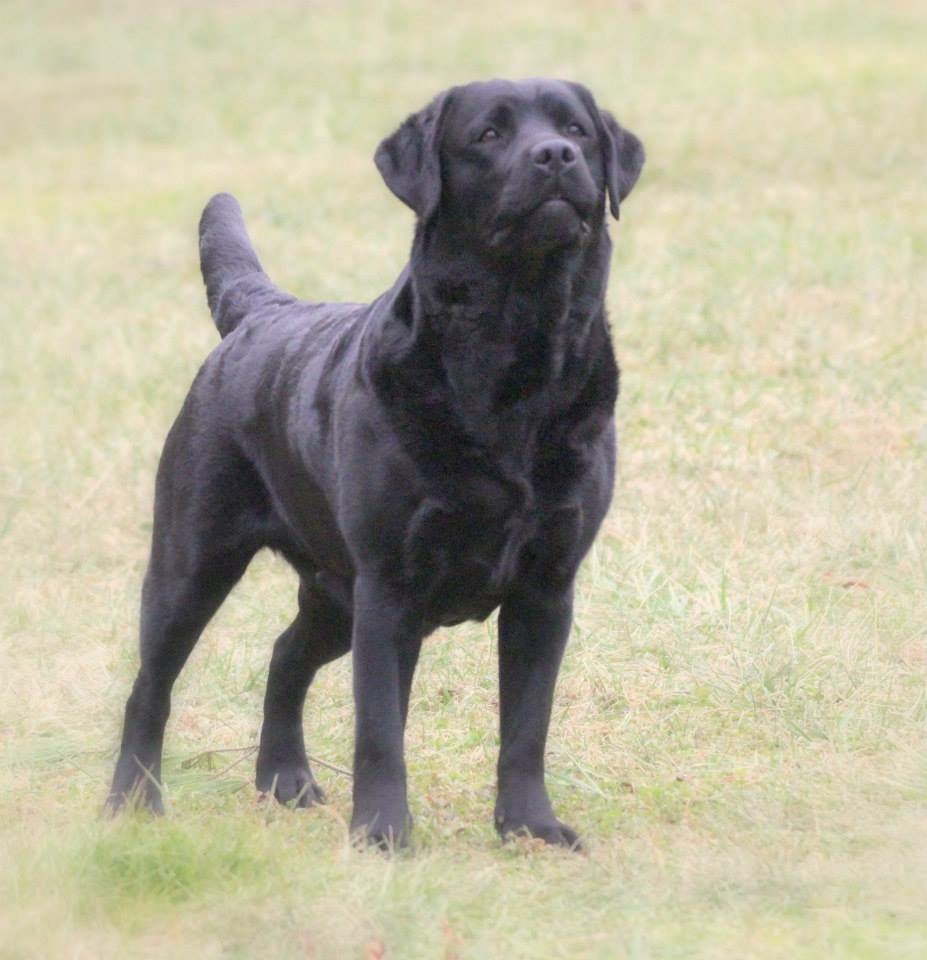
[108,78,645,850]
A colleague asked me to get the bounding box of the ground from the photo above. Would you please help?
[1,1,926,957]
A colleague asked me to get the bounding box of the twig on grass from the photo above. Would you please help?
[207,746,258,780]
[180,745,257,769]
[307,754,352,778]
[179,744,352,778]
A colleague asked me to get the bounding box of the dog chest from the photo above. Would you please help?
[400,486,583,626]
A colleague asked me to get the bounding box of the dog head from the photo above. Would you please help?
[375,79,645,256]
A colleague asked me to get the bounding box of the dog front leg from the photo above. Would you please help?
[349,574,423,849]
[494,584,582,849]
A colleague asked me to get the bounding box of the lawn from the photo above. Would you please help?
[2,0,926,957]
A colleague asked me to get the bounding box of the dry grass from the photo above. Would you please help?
[2,0,926,957]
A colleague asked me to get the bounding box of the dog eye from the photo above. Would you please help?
[477,127,501,143]
[566,121,586,137]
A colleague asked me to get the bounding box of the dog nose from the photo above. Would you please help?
[530,139,577,174]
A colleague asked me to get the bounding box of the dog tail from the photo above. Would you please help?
[198,193,274,338]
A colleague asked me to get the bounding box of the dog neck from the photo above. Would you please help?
[413,217,611,317]
[371,221,618,467]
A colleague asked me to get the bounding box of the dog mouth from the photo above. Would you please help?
[489,196,592,250]
[539,198,593,236]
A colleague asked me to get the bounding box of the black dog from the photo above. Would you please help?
[108,79,644,849]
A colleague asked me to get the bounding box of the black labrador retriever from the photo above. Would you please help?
[108,78,644,849]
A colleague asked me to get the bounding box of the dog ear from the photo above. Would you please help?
[375,90,454,221]
[569,83,645,220]
[600,111,645,218]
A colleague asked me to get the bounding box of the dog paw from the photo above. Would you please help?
[350,807,413,852]
[105,771,165,816]
[496,816,583,851]
[256,764,325,808]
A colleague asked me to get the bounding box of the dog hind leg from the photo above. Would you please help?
[256,575,352,806]
[107,421,265,814]
[107,541,255,813]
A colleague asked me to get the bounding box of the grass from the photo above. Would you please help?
[2,0,926,956]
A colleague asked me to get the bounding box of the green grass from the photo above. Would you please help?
[2,0,926,956]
